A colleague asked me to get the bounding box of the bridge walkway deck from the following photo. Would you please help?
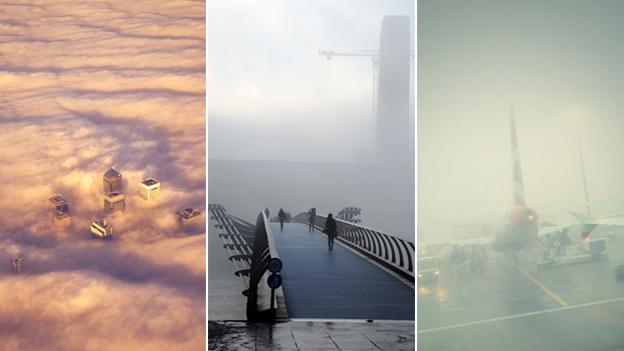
[271,223,414,320]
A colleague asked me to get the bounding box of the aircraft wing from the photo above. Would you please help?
[567,211,624,226]
[537,224,573,237]
[542,211,624,237]
[594,215,624,226]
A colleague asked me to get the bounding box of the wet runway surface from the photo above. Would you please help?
[209,320,414,350]
[272,223,415,320]
[418,235,624,350]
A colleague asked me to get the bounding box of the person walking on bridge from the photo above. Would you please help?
[324,213,337,251]
[308,207,316,232]
[278,208,287,231]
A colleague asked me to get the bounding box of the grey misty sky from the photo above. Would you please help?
[208,0,413,162]
[419,0,624,232]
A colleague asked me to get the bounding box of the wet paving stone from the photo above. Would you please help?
[210,320,414,350]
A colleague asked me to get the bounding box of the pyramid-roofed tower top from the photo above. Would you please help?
[104,168,121,178]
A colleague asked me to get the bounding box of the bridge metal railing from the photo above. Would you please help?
[208,204,253,288]
[246,211,288,321]
[293,211,415,283]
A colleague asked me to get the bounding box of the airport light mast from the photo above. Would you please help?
[576,126,591,217]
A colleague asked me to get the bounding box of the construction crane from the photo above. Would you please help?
[318,49,380,130]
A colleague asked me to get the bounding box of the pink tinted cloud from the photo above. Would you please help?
[0,0,205,349]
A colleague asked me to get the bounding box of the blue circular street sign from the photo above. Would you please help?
[268,257,283,273]
[267,273,282,289]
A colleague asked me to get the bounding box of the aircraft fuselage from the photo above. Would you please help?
[492,204,538,252]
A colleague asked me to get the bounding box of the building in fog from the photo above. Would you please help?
[53,209,71,228]
[103,192,125,212]
[103,168,122,194]
[140,178,160,200]
[48,194,69,213]
[11,256,22,273]
[376,15,411,167]
[49,194,71,230]
[91,218,112,239]
[176,207,201,225]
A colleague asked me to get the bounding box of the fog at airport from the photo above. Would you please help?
[418,2,624,350]
[419,0,624,241]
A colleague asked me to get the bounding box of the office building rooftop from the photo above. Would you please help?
[141,178,160,187]
[92,218,108,228]
[104,192,124,200]
[91,218,113,239]
[177,208,201,219]
[53,210,70,220]
[104,168,121,179]
[48,195,67,206]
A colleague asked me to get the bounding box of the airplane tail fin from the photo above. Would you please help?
[510,108,526,206]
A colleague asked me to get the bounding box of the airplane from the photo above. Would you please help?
[421,108,606,264]
[491,109,538,253]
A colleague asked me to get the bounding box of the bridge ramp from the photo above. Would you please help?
[272,223,414,320]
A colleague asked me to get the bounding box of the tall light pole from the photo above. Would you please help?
[576,124,591,217]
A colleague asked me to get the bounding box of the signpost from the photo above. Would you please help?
[267,273,282,289]
[268,257,282,273]
[267,257,283,311]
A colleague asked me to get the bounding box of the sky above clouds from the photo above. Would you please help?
[0,1,205,350]
[208,0,413,162]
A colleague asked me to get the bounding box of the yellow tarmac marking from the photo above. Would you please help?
[505,257,569,307]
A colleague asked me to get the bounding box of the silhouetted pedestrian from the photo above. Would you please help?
[264,207,270,219]
[308,208,316,232]
[278,208,287,231]
[324,213,337,251]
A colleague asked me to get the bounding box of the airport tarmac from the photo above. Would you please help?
[417,234,624,350]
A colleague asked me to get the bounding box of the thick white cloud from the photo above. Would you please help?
[0,1,204,349]
[0,273,204,351]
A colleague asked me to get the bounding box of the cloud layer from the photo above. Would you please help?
[0,1,205,349]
